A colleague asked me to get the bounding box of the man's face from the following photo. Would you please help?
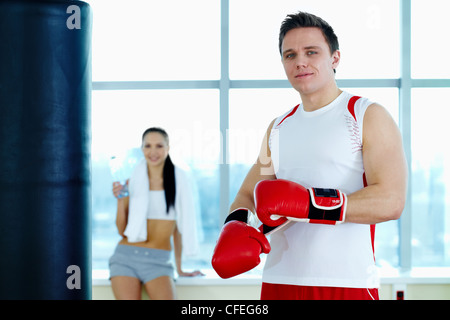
[281,27,340,95]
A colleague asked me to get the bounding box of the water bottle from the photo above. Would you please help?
[110,155,129,198]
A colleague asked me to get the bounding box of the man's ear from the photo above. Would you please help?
[331,50,341,71]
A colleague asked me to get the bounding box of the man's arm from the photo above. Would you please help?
[229,119,277,214]
[212,120,277,278]
[345,103,408,224]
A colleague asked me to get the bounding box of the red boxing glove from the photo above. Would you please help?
[212,214,271,279]
[254,179,347,227]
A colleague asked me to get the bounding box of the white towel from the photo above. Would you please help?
[124,159,200,257]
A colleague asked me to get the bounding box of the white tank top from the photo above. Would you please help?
[263,91,379,289]
[146,190,175,220]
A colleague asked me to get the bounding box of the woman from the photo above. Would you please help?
[109,127,202,300]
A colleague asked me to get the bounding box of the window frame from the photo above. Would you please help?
[91,0,450,275]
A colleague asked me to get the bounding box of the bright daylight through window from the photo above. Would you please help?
[89,0,450,278]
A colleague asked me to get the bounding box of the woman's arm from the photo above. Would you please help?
[173,226,183,274]
[112,182,129,236]
[173,226,203,277]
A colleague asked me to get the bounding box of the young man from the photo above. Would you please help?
[212,12,407,300]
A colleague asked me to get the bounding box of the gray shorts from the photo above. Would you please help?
[109,244,174,284]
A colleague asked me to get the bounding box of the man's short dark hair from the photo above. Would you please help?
[278,11,339,56]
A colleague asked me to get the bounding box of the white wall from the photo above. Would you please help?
[92,282,450,300]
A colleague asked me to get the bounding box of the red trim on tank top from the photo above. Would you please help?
[348,96,361,122]
[363,172,376,260]
[276,105,300,127]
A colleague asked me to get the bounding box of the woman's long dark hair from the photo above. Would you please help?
[142,127,175,213]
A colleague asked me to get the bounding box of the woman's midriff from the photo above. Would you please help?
[119,219,176,251]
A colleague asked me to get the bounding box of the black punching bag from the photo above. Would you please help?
[0,1,92,299]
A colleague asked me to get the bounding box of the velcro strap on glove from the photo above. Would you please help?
[307,188,347,224]
[225,208,289,234]
[224,208,259,228]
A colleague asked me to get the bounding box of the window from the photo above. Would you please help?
[90,0,450,277]
[89,0,221,272]
[409,0,450,268]
[411,0,450,79]
[411,88,450,267]
[91,89,220,270]
[229,0,399,79]
[91,0,220,81]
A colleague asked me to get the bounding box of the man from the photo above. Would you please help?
[212,12,407,300]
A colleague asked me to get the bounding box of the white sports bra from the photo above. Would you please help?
[146,190,175,220]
